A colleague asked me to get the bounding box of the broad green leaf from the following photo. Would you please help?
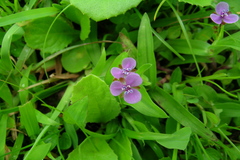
[63,97,88,127]
[79,12,91,40]
[109,132,132,160]
[67,137,118,160]
[64,123,78,149]
[137,13,157,88]
[178,0,211,7]
[19,102,40,137]
[23,16,78,54]
[61,47,90,73]
[128,86,168,118]
[170,67,182,84]
[123,127,192,150]
[214,102,240,117]
[209,32,240,55]
[24,143,51,160]
[64,5,90,40]
[70,0,142,21]
[59,132,72,150]
[71,75,121,123]
[83,22,101,66]
[166,39,210,56]
[150,87,217,141]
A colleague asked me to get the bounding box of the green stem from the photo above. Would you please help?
[194,134,211,160]
[212,25,224,45]
[217,127,240,154]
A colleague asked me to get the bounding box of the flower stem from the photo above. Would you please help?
[213,24,225,45]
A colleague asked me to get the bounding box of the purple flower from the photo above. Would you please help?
[210,2,239,24]
[110,73,142,104]
[111,58,136,79]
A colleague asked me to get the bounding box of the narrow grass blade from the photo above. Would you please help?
[0,114,8,160]
[0,7,59,27]
[0,24,22,74]
[24,143,51,160]
[150,87,217,141]
[119,32,138,59]
[9,133,24,160]
[137,13,157,88]
[19,102,40,137]
[14,45,34,74]
[24,83,74,159]
[0,79,13,108]
[19,66,32,104]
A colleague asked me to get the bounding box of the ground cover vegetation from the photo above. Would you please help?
[0,0,240,159]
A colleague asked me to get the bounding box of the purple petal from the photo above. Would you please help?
[125,74,142,87]
[210,13,222,24]
[124,88,141,104]
[111,67,123,79]
[223,14,239,24]
[122,58,136,70]
[110,81,123,96]
[216,2,229,15]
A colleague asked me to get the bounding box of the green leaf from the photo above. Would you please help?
[19,102,40,137]
[150,87,217,141]
[35,110,61,126]
[70,0,142,21]
[0,7,59,27]
[0,114,8,158]
[170,67,182,84]
[59,132,72,150]
[0,79,13,107]
[64,5,91,40]
[63,97,88,127]
[67,137,118,160]
[128,86,168,118]
[119,33,138,59]
[137,13,157,88]
[79,12,91,40]
[166,39,210,56]
[214,102,240,117]
[71,75,121,123]
[23,16,77,54]
[178,0,211,7]
[24,143,51,160]
[123,127,192,150]
[91,48,106,76]
[61,47,90,73]
[209,32,240,54]
[9,133,24,160]
[109,132,132,160]
[19,66,32,104]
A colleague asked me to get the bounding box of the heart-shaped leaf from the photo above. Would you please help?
[70,0,142,21]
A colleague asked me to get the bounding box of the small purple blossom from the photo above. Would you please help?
[111,58,136,79]
[110,73,142,104]
[210,2,239,24]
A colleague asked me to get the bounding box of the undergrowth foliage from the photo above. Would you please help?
[0,0,240,159]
